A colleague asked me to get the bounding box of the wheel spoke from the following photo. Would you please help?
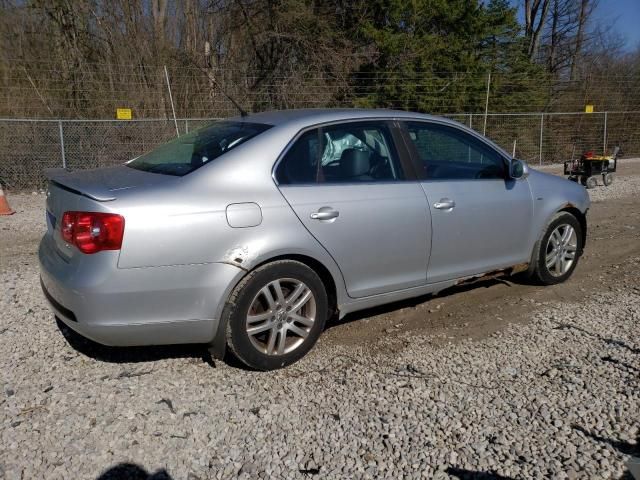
[564,251,575,260]
[247,311,272,324]
[247,322,272,336]
[287,323,309,338]
[546,251,557,268]
[271,280,286,306]
[266,327,278,354]
[561,226,574,244]
[276,329,287,355]
[555,253,563,273]
[290,289,312,312]
[260,286,277,310]
[289,312,314,327]
[285,283,306,305]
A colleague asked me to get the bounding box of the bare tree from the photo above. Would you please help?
[524,0,552,60]
[569,0,598,79]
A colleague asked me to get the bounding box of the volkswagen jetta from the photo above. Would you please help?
[39,109,589,370]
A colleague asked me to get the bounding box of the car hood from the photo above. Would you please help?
[44,165,176,202]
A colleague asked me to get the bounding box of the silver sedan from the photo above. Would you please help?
[39,109,589,370]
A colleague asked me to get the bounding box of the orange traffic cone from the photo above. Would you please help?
[0,185,15,215]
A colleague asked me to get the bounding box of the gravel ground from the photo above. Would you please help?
[1,165,639,480]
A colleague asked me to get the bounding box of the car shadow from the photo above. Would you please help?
[552,322,640,355]
[572,425,639,480]
[446,467,516,479]
[572,425,640,457]
[96,463,173,480]
[326,277,512,330]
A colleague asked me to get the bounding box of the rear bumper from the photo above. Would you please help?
[38,233,243,346]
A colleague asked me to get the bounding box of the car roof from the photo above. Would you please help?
[221,108,511,161]
[226,108,459,129]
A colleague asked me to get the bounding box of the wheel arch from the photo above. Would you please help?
[251,254,338,316]
[525,204,587,279]
[209,252,340,360]
[559,205,587,249]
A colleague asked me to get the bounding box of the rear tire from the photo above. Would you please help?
[585,176,598,189]
[224,260,328,371]
[603,173,614,186]
[531,212,583,285]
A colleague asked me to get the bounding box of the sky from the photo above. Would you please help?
[595,0,640,50]
[511,0,640,52]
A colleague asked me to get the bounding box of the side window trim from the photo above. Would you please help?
[398,120,510,181]
[273,118,419,185]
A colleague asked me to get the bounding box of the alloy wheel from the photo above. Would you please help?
[545,224,578,277]
[245,278,316,355]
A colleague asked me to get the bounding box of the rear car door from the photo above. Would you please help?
[275,120,431,298]
[400,120,534,283]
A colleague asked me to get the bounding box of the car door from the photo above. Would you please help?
[275,120,431,298]
[400,120,534,284]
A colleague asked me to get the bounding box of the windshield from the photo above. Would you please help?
[127,121,272,176]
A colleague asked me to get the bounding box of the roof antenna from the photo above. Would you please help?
[204,41,248,118]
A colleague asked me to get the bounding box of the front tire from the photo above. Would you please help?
[531,212,583,285]
[224,260,328,370]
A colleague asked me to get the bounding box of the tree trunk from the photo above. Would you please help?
[547,0,560,73]
[570,0,591,80]
[524,0,551,61]
[151,0,168,47]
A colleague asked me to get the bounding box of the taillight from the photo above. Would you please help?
[60,211,125,254]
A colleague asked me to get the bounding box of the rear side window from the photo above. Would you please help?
[276,121,404,184]
[127,121,272,176]
[404,122,507,180]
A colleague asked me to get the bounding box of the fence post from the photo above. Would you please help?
[483,72,491,136]
[539,113,544,166]
[185,119,189,134]
[164,65,180,137]
[58,120,67,169]
[468,114,472,129]
[603,111,608,155]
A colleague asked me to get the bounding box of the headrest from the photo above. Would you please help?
[339,149,370,177]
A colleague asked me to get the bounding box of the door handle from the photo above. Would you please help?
[310,208,339,221]
[433,198,455,210]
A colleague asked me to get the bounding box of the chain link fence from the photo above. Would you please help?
[1,112,638,189]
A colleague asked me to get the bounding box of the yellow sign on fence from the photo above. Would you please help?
[585,105,594,114]
[116,108,132,120]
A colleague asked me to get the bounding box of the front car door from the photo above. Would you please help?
[400,120,534,283]
[275,120,431,298]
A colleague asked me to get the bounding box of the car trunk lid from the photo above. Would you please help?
[44,165,174,202]
[44,166,175,260]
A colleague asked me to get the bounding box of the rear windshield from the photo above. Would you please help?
[126,121,272,176]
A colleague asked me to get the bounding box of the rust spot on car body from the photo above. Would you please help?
[455,262,529,286]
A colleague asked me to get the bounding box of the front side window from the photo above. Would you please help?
[276,121,404,184]
[404,122,507,180]
[127,121,272,176]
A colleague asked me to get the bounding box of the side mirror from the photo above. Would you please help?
[510,159,529,180]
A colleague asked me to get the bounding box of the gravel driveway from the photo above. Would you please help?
[1,162,639,479]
